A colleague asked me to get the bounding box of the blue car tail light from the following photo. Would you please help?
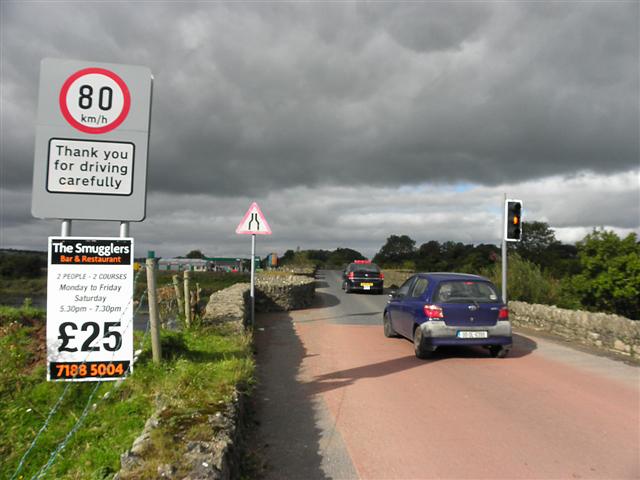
[423,304,444,319]
[498,307,509,320]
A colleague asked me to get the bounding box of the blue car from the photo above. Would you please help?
[383,273,512,359]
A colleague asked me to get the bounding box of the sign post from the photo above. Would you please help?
[236,202,272,327]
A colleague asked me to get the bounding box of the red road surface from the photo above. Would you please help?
[254,270,640,479]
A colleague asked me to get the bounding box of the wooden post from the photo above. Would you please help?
[172,274,184,316]
[183,270,191,327]
[146,257,162,363]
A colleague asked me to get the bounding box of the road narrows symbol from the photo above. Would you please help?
[236,202,272,235]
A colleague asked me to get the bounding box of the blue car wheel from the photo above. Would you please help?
[414,326,436,359]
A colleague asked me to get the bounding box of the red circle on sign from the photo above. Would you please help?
[59,67,131,134]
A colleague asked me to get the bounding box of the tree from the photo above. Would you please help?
[373,235,416,266]
[327,248,366,267]
[185,250,205,259]
[415,241,443,271]
[514,221,559,262]
[570,230,640,319]
[281,250,295,263]
[0,252,45,278]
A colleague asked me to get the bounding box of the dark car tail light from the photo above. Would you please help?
[423,304,444,319]
[348,272,355,280]
[498,307,509,320]
[379,272,384,279]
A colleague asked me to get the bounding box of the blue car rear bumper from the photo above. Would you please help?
[417,320,512,346]
[426,336,513,346]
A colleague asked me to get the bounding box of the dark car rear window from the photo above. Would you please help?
[434,281,500,303]
[349,263,380,273]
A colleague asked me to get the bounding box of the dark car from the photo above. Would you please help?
[383,273,512,359]
[342,260,384,294]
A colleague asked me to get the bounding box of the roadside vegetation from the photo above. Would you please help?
[136,270,249,299]
[279,224,639,320]
[0,250,47,298]
[1,278,254,479]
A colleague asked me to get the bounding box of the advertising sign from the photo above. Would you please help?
[47,237,134,382]
[32,58,152,221]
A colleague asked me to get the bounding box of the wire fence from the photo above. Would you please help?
[10,267,152,480]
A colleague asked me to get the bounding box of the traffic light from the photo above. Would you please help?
[504,199,523,241]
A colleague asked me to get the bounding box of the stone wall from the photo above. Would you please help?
[202,275,316,327]
[115,391,246,480]
[255,274,316,312]
[202,283,251,331]
[273,266,317,277]
[509,301,640,357]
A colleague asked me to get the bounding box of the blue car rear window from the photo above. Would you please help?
[434,281,499,303]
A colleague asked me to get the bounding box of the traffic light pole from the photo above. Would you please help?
[502,193,508,304]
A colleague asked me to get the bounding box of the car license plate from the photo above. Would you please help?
[361,282,373,290]
[457,331,488,339]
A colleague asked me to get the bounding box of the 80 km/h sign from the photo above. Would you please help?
[32,59,152,221]
[59,67,131,134]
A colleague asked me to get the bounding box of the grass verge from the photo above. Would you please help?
[0,277,47,298]
[1,305,254,480]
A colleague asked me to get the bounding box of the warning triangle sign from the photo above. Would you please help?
[236,202,272,235]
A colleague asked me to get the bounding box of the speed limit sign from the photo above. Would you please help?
[59,67,131,134]
[32,58,152,221]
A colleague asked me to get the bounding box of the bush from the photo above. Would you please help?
[483,253,577,307]
[570,230,640,319]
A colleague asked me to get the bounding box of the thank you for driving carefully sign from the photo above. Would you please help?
[32,59,152,221]
[47,237,134,382]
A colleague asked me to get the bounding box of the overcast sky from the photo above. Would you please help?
[1,1,638,259]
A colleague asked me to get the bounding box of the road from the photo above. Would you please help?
[252,270,640,480]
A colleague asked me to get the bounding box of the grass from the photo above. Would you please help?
[0,276,47,297]
[1,305,255,480]
[0,271,247,306]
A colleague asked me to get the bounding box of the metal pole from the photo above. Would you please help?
[119,221,130,238]
[146,257,162,363]
[250,234,256,327]
[501,193,508,304]
[61,219,72,237]
[183,270,191,327]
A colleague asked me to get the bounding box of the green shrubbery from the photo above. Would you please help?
[370,227,639,319]
[570,231,640,319]
[482,254,580,309]
[1,306,254,479]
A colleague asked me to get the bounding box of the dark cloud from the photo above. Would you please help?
[1,2,638,256]
[2,2,638,196]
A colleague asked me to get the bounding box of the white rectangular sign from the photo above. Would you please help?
[32,58,152,221]
[47,138,134,195]
[47,237,134,382]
